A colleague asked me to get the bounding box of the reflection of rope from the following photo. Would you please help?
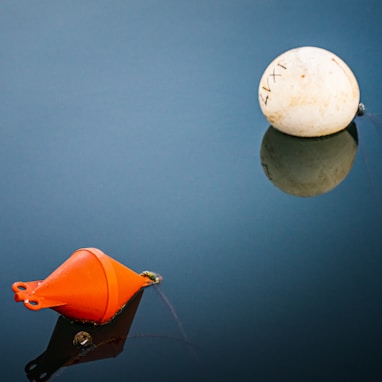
[356,109,382,218]
[365,112,382,144]
[128,333,198,348]
[153,285,201,367]
[358,103,382,143]
[154,285,189,342]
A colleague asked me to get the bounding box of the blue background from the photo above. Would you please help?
[1,1,381,381]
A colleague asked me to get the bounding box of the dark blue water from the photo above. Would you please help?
[1,1,382,381]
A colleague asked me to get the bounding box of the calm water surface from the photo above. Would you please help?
[1,1,381,381]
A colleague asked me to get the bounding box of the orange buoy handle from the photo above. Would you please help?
[12,280,42,309]
[12,280,67,311]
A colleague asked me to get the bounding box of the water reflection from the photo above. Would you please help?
[25,290,143,382]
[260,122,358,197]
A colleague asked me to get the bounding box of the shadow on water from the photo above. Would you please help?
[24,290,144,382]
[23,287,201,382]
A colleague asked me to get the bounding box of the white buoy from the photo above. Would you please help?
[258,46,360,137]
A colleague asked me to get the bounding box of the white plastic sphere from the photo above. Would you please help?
[258,46,360,137]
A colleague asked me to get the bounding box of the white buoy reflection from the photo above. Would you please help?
[260,122,358,197]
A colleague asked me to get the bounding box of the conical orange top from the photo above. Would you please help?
[12,248,159,324]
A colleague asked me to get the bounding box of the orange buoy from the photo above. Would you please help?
[12,248,161,324]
